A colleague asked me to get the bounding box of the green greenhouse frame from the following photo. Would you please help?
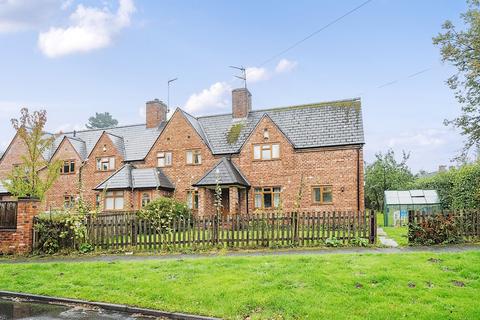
[383,190,441,227]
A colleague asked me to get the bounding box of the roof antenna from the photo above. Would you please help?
[229,65,247,89]
[167,78,178,112]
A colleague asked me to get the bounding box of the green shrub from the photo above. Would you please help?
[34,210,88,254]
[325,237,341,247]
[408,213,464,245]
[350,237,369,247]
[138,197,191,232]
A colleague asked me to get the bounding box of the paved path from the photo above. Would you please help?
[1,245,479,264]
[377,227,399,247]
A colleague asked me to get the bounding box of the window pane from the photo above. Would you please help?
[105,198,114,210]
[254,194,262,208]
[264,193,272,208]
[273,187,281,193]
[70,162,75,172]
[273,193,280,207]
[195,153,202,164]
[186,151,193,164]
[63,163,69,173]
[158,157,165,167]
[194,193,199,209]
[165,152,172,165]
[254,146,261,159]
[106,191,113,197]
[96,159,101,170]
[313,188,321,202]
[186,192,193,209]
[262,147,271,160]
[272,144,280,158]
[114,196,124,209]
[322,187,333,203]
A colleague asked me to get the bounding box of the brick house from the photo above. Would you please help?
[0,88,365,215]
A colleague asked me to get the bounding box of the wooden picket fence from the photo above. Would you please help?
[408,210,480,243]
[84,211,377,250]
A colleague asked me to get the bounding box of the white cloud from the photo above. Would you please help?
[275,59,298,73]
[0,0,61,33]
[245,67,269,83]
[38,0,135,58]
[386,129,448,148]
[185,82,232,114]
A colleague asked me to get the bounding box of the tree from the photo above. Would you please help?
[364,150,415,211]
[2,108,61,200]
[433,0,480,158]
[86,112,118,129]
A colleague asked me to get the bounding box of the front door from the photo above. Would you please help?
[221,188,229,217]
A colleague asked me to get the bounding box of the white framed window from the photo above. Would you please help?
[96,157,115,171]
[186,150,201,165]
[253,143,280,160]
[157,152,172,167]
[186,189,199,210]
[254,187,281,209]
[104,191,124,210]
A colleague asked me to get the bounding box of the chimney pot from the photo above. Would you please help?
[146,99,168,128]
[438,165,447,173]
[232,88,252,119]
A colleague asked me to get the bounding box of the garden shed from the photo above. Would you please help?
[384,190,441,227]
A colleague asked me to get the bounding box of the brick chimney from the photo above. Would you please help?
[232,88,252,119]
[146,99,168,128]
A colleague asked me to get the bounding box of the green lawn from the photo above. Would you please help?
[1,251,480,319]
[383,226,409,246]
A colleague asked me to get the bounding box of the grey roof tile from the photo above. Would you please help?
[47,123,165,162]
[95,164,174,190]
[196,99,364,154]
[194,157,250,187]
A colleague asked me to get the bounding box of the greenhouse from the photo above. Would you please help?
[383,190,441,227]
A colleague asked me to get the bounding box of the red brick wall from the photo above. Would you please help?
[142,110,218,209]
[0,133,29,179]
[0,199,40,254]
[80,132,125,210]
[44,138,82,211]
[233,116,364,212]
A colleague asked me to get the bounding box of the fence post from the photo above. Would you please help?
[407,210,415,243]
[292,212,299,245]
[369,210,376,244]
[132,215,137,246]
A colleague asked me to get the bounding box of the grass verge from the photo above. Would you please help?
[0,251,479,319]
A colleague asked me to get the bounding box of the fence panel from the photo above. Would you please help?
[45,210,377,251]
[0,201,17,229]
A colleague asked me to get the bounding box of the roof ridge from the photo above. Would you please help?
[59,123,147,135]
[196,97,361,119]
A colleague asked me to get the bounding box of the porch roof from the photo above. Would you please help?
[193,157,250,187]
[94,164,174,191]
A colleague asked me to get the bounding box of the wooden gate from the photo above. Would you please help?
[0,201,18,229]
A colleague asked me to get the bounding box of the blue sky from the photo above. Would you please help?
[0,0,468,172]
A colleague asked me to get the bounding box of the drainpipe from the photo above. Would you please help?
[357,148,361,212]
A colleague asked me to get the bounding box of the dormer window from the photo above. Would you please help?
[253,143,280,160]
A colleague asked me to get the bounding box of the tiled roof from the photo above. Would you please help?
[194,157,250,187]
[95,164,174,190]
[197,98,364,154]
[48,123,165,162]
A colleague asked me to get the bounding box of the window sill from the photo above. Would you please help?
[252,158,281,162]
[0,228,17,232]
